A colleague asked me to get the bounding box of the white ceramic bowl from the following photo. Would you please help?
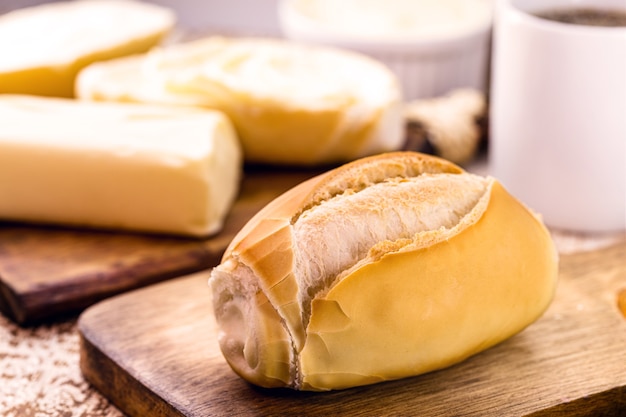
[278,0,494,100]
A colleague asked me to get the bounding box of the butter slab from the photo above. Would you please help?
[0,95,242,237]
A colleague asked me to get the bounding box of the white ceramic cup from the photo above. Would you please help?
[489,0,626,232]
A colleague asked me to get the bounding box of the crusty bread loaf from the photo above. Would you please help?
[76,36,404,166]
[0,0,175,98]
[209,151,558,391]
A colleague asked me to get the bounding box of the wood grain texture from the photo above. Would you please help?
[0,167,321,325]
[78,241,626,416]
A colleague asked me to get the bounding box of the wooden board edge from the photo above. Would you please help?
[0,279,23,324]
[526,386,626,416]
[3,250,217,326]
[79,332,183,417]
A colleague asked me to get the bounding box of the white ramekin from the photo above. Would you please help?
[278,0,494,100]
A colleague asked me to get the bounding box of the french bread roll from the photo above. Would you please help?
[76,36,404,166]
[209,151,558,391]
[0,0,175,98]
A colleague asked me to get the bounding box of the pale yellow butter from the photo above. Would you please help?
[0,0,175,97]
[0,95,242,237]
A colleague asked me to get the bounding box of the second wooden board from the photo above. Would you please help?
[0,167,321,325]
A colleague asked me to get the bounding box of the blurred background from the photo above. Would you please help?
[0,0,283,34]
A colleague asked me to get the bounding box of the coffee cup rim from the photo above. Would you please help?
[499,0,626,34]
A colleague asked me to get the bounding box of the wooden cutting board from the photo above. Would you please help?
[78,241,626,416]
[0,167,322,325]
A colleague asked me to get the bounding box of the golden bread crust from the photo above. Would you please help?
[210,151,558,391]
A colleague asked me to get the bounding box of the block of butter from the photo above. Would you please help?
[0,0,175,98]
[77,36,404,166]
[0,95,242,237]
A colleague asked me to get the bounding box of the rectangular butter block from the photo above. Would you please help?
[0,95,242,237]
[0,0,175,97]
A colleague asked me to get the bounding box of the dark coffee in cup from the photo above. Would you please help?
[534,7,626,26]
